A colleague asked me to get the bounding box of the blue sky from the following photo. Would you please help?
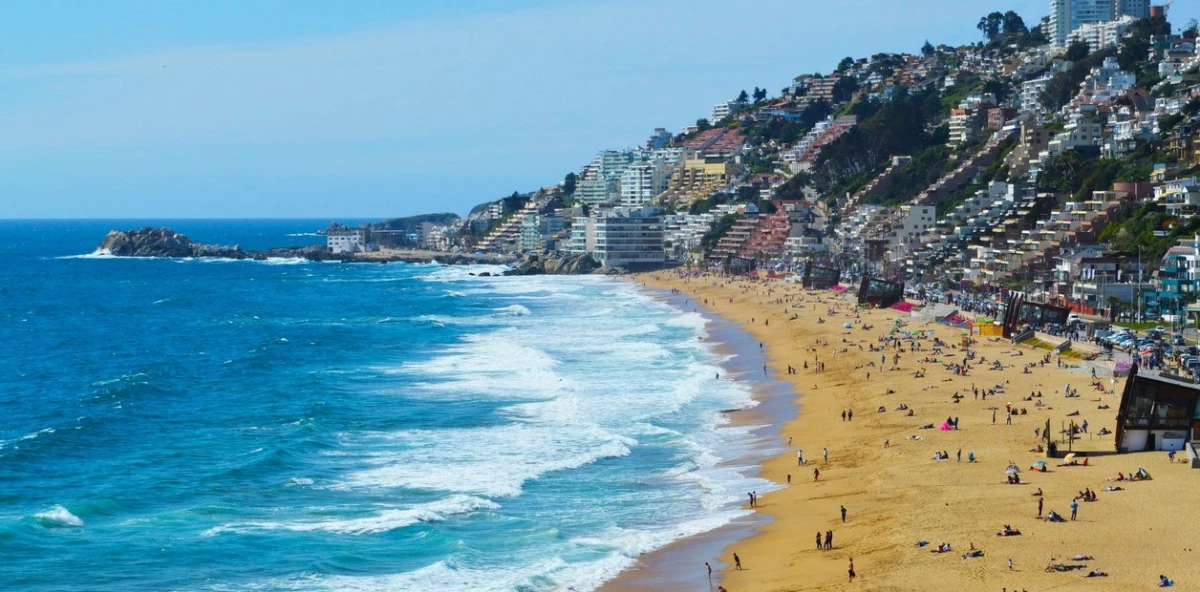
[0,0,1191,219]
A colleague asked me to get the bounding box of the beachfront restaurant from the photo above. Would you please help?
[1116,367,1200,452]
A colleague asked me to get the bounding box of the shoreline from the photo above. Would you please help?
[598,285,798,592]
[609,271,1200,592]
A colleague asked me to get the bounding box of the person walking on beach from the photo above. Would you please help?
[797,449,804,465]
[841,409,846,421]
[816,532,822,549]
[747,492,755,508]
[787,473,791,485]
[813,468,820,481]
[992,409,996,424]
[848,557,855,582]
[733,553,742,570]
[823,447,829,463]
[1038,496,1043,518]
[825,530,833,549]
[847,409,853,421]
[956,449,961,463]
[840,505,847,522]
[1070,499,1079,521]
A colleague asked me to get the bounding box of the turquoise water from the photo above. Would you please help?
[0,220,775,591]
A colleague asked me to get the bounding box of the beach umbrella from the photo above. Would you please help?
[1064,453,1076,464]
[844,322,853,329]
[1031,460,1048,470]
[1005,465,1020,476]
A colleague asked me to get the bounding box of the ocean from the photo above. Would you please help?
[0,220,778,591]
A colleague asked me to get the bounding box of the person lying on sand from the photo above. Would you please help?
[1073,555,1094,561]
[1084,569,1108,578]
[996,525,1022,536]
[961,549,984,559]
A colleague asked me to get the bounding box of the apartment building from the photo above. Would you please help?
[568,207,665,268]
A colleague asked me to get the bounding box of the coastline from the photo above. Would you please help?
[608,271,1200,592]
[598,284,798,592]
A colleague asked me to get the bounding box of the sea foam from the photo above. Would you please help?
[33,505,84,527]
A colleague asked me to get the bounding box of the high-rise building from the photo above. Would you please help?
[619,161,670,207]
[1050,0,1150,47]
[1114,0,1149,19]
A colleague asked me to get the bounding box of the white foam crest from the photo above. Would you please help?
[260,257,309,265]
[419,264,512,282]
[493,304,531,316]
[394,333,573,400]
[284,232,323,237]
[339,424,633,497]
[17,427,56,442]
[58,250,114,259]
[665,311,710,331]
[201,495,498,537]
[248,558,570,592]
[33,505,83,527]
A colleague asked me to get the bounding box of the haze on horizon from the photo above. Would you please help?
[3,0,1185,219]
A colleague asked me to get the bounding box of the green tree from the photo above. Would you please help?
[981,79,1011,104]
[1064,41,1090,62]
[837,56,855,72]
[736,89,749,103]
[978,11,1004,40]
[753,87,768,102]
[1118,15,1171,71]
[563,172,577,195]
[1002,11,1027,35]
[832,76,859,103]
[695,118,712,132]
[921,40,935,56]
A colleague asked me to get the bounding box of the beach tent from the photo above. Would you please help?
[1137,467,1152,480]
[844,322,853,329]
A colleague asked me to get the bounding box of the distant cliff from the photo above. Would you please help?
[96,228,348,261]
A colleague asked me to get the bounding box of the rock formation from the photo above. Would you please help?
[505,252,601,276]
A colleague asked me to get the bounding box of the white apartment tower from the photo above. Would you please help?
[1050,0,1151,47]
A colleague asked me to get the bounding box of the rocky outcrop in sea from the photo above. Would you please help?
[96,228,349,261]
[504,252,602,276]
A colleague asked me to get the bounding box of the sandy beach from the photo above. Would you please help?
[606,271,1200,592]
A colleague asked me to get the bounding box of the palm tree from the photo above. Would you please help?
[1107,296,1123,322]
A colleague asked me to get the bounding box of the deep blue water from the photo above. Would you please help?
[0,220,774,591]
